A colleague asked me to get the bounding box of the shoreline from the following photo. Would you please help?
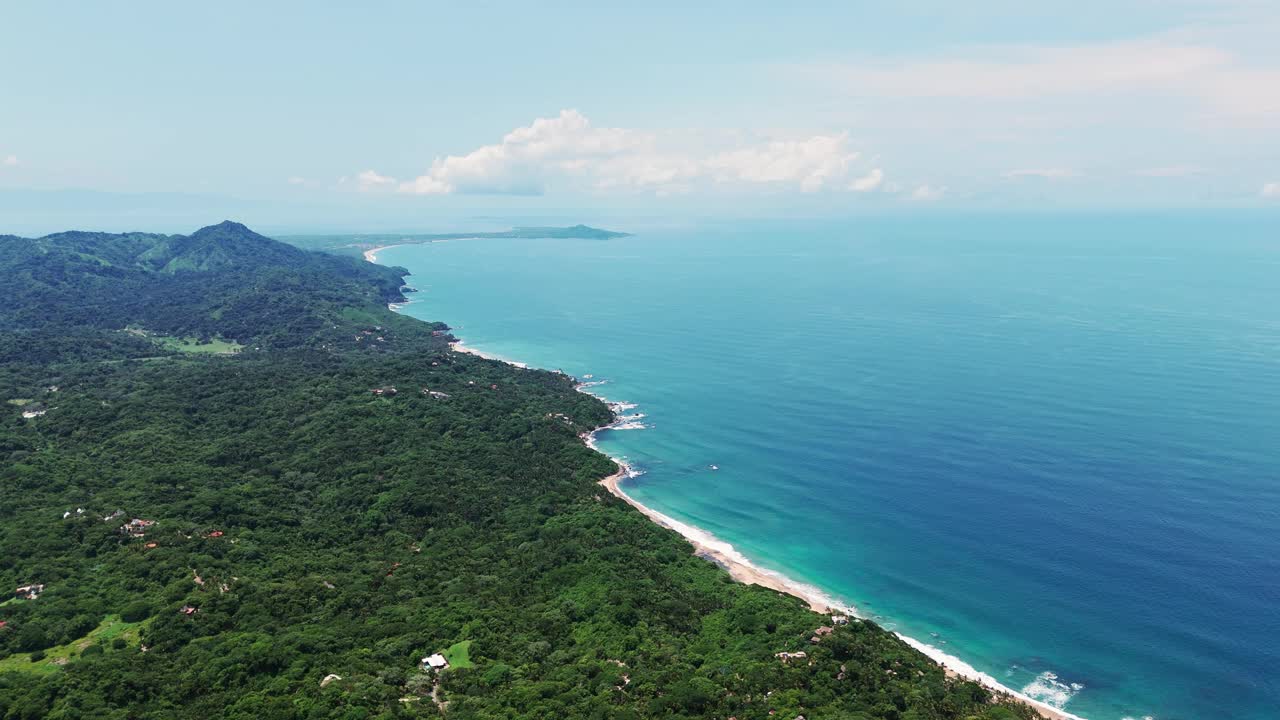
[362,244,405,263]
[586,412,1080,720]
[451,339,528,368]
[368,252,1084,720]
[586,420,1080,720]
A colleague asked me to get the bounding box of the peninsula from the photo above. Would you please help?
[282,224,631,258]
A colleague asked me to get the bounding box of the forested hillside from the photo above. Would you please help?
[0,223,1037,719]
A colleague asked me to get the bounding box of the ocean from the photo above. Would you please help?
[374,213,1280,720]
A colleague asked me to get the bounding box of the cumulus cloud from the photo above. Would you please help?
[1262,182,1280,198]
[387,110,879,196]
[705,133,858,192]
[2,154,17,167]
[850,168,885,191]
[356,170,396,192]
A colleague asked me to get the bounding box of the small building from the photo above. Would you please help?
[179,605,198,615]
[810,626,835,643]
[103,510,125,522]
[122,518,156,537]
[774,651,807,664]
[831,614,850,625]
[421,653,449,671]
[15,584,45,600]
[371,386,398,396]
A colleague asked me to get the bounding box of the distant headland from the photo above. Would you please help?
[282,224,631,257]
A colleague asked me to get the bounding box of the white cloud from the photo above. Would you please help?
[356,169,396,192]
[809,38,1280,127]
[399,110,646,195]
[834,42,1231,100]
[850,167,885,191]
[2,154,17,167]
[705,133,858,192]
[911,184,946,201]
[1262,182,1280,198]
[392,110,879,196]
[1003,168,1078,179]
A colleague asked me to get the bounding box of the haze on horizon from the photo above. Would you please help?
[3,1,1279,234]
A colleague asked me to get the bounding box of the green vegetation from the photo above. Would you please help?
[126,329,243,355]
[0,616,144,676]
[281,224,631,257]
[442,640,474,670]
[0,223,1037,719]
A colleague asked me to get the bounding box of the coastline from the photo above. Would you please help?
[451,339,528,368]
[369,251,1084,720]
[362,244,404,263]
[586,418,1080,720]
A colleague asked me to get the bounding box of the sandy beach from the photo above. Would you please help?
[451,340,528,368]
[367,250,1083,720]
[362,244,404,263]
[593,451,1079,720]
[596,464,829,613]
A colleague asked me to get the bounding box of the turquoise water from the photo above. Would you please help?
[378,214,1280,720]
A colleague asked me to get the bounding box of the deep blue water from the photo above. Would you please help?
[378,214,1280,720]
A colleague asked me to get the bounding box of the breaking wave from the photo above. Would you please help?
[1021,671,1085,709]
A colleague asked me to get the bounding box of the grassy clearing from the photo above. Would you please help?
[153,335,243,354]
[6,399,34,406]
[123,327,243,355]
[0,615,145,674]
[442,640,473,669]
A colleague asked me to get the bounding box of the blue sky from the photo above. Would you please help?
[2,1,1279,231]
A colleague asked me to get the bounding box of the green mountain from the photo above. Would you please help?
[0,223,1037,720]
[0,221,423,359]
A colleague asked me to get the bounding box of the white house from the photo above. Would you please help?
[421,653,449,671]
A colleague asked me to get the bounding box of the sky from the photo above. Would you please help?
[2,1,1279,232]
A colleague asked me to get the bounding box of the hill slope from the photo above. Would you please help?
[0,223,1037,720]
[0,221,426,358]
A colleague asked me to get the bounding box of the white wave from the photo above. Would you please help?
[1021,671,1085,709]
[611,421,647,430]
[895,636,1088,720]
[383,293,1092,720]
